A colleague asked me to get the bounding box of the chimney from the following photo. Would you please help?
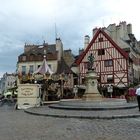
[24,44,36,53]
[116,22,124,39]
[84,35,90,50]
[127,24,132,34]
[92,27,98,36]
[64,49,71,55]
[56,38,63,60]
[79,48,84,55]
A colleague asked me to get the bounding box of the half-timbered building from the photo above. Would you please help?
[76,28,133,93]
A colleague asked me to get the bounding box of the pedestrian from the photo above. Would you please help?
[136,85,140,111]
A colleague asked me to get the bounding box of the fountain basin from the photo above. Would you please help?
[49,98,137,110]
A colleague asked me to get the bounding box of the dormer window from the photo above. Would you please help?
[30,54,34,61]
[22,55,26,61]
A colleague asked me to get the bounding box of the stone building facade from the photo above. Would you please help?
[17,38,63,75]
[100,21,140,84]
[0,73,16,94]
[17,38,75,88]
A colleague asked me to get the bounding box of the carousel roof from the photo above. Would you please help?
[34,58,53,75]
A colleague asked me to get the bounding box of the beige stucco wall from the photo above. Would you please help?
[17,60,58,74]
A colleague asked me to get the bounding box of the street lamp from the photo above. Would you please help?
[60,73,65,99]
[42,73,50,101]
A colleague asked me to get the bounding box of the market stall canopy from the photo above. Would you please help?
[34,59,53,75]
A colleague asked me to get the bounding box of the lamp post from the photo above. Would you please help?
[107,85,113,98]
[73,85,78,98]
[43,73,50,101]
[60,74,65,99]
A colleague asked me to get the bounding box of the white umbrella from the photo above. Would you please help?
[14,91,18,95]
[4,91,12,97]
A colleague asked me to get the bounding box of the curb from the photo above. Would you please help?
[49,104,138,110]
[24,109,140,120]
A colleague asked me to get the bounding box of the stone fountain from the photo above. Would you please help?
[82,70,102,100]
[83,53,102,100]
[49,53,137,111]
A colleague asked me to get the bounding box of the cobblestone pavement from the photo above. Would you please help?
[0,104,140,140]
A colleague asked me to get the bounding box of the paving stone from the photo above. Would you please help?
[25,104,140,119]
[1,104,140,140]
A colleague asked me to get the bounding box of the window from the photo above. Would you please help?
[98,49,105,55]
[97,77,101,83]
[22,55,26,61]
[22,66,26,75]
[104,60,113,67]
[38,65,41,68]
[74,78,78,85]
[82,78,85,84]
[29,65,34,74]
[107,78,114,83]
[107,75,113,83]
[48,64,51,69]
[98,37,103,42]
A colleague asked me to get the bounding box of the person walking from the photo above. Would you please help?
[136,86,140,111]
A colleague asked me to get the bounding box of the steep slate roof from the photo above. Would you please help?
[56,57,72,74]
[19,44,57,61]
[63,49,75,67]
[76,28,129,65]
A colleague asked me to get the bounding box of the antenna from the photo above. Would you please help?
[55,23,58,39]
[110,17,113,24]
[102,19,105,27]
[44,50,46,59]
[42,36,45,42]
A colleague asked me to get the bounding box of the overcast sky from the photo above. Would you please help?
[0,0,140,77]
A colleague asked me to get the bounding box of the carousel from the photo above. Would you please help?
[18,54,74,102]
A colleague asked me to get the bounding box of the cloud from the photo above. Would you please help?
[0,0,140,77]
